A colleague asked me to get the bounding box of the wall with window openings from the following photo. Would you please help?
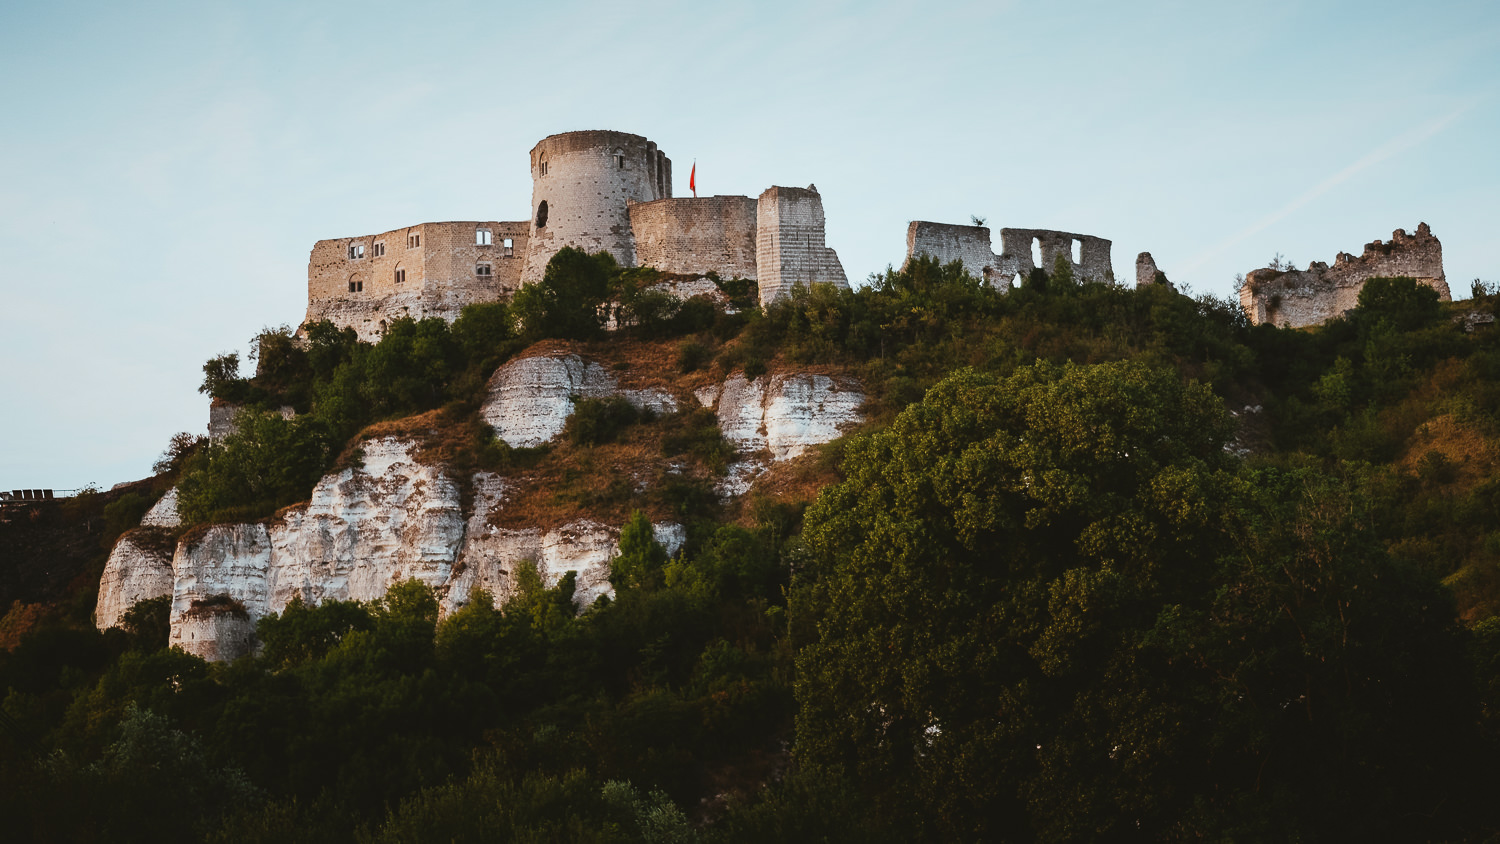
[901,222,1115,290]
[305,220,529,341]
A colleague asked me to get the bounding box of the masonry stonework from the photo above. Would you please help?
[628,196,759,280]
[522,131,672,283]
[997,228,1113,286]
[903,221,1114,290]
[904,221,1003,282]
[756,185,848,305]
[1239,223,1450,328]
[305,220,529,342]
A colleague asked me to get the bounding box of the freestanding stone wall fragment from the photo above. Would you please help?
[1136,252,1173,290]
[904,221,1002,283]
[523,130,672,283]
[756,185,847,305]
[628,196,759,280]
[996,228,1113,286]
[1239,223,1450,328]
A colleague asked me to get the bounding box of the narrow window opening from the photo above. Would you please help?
[348,278,364,292]
[373,242,386,257]
[395,269,405,284]
[536,201,548,228]
[348,243,365,260]
[476,228,492,246]
[1030,237,1042,271]
[502,237,514,257]
[614,148,625,169]
[475,264,492,277]
[1071,239,1081,266]
[407,233,421,248]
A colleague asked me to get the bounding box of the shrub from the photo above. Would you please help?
[565,396,644,446]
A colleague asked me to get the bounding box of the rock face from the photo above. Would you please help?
[94,530,176,629]
[140,487,181,528]
[482,355,677,448]
[99,438,691,661]
[714,373,864,461]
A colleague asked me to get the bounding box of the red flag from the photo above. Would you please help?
[689,161,696,197]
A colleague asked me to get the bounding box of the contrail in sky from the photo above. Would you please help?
[1180,99,1479,277]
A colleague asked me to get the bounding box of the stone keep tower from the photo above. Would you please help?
[522,130,672,283]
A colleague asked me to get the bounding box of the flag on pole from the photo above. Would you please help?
[689,161,696,197]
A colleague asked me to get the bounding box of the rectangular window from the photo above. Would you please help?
[373,242,385,257]
[502,237,514,257]
[408,234,421,248]
[475,264,492,277]
[476,229,492,246]
[395,269,406,284]
[348,280,363,292]
[348,243,365,260]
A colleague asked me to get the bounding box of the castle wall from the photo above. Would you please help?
[755,185,848,305]
[1240,223,1449,328]
[305,220,529,341]
[996,228,1113,286]
[522,130,671,283]
[172,603,257,662]
[628,196,759,280]
[904,221,1001,282]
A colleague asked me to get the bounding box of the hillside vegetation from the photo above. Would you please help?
[5,250,1500,841]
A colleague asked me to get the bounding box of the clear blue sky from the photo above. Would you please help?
[2,0,1497,490]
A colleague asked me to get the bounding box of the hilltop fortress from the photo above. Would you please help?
[305,130,850,341]
[303,128,1448,340]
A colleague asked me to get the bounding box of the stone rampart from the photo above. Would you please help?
[904,221,1002,282]
[997,228,1113,285]
[1239,223,1450,328]
[172,600,256,662]
[306,220,528,341]
[629,196,759,280]
[523,130,671,283]
[755,185,847,305]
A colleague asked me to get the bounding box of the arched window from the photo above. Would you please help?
[538,152,549,176]
[536,201,548,228]
[348,274,364,293]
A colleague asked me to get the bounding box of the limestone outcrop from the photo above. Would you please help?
[98,438,691,662]
[482,354,677,448]
[697,372,865,495]
[140,487,181,528]
[94,529,176,629]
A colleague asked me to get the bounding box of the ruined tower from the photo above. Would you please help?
[522,130,672,283]
[755,185,848,305]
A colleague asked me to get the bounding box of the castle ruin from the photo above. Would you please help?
[1240,223,1450,328]
[306,130,847,341]
[903,220,1114,287]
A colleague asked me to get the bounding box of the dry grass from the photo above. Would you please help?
[1400,412,1499,489]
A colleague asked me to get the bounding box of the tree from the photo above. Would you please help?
[611,511,669,592]
[511,247,618,340]
[199,353,245,400]
[792,361,1480,840]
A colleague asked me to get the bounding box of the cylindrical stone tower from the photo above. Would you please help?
[521,130,672,283]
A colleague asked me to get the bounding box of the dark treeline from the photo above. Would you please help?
[5,250,1500,841]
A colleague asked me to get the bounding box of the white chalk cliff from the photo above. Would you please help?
[99,355,861,661]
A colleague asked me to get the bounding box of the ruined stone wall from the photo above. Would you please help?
[1240,223,1450,328]
[755,185,848,305]
[996,228,1113,286]
[522,130,671,284]
[904,221,1001,282]
[628,196,759,280]
[305,221,529,341]
[172,603,257,662]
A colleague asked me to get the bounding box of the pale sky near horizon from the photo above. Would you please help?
[2,0,1497,490]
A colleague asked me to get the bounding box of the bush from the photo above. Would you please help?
[565,396,644,447]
